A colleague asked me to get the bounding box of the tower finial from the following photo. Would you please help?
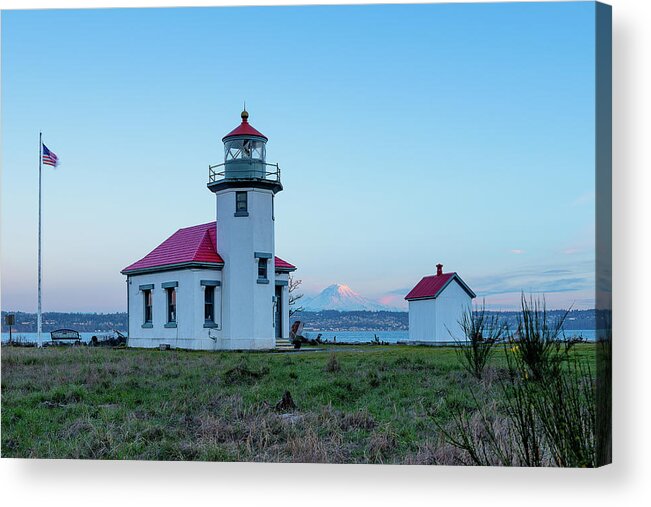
[241,101,249,122]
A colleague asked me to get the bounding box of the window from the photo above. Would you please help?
[236,191,248,214]
[204,286,215,323]
[225,139,266,161]
[258,258,268,280]
[143,289,153,324]
[166,288,176,323]
[201,280,220,328]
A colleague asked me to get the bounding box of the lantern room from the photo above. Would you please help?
[208,109,282,193]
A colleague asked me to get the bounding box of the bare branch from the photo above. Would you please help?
[288,274,304,319]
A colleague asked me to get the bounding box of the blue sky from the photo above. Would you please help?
[1,2,598,312]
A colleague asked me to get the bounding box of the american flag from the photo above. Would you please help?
[42,144,59,167]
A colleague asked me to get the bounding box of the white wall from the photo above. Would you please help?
[408,279,473,342]
[435,280,473,341]
[408,299,437,341]
[216,187,276,349]
[127,268,222,350]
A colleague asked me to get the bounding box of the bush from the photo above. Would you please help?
[511,293,573,380]
[455,300,506,380]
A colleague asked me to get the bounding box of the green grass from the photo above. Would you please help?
[1,343,596,463]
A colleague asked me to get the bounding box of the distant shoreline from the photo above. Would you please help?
[1,309,604,334]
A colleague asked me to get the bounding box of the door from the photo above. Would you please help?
[274,285,283,338]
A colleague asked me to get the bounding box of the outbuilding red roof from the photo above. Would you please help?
[405,272,476,301]
[121,221,295,274]
[222,111,268,141]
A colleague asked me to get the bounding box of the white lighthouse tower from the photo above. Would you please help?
[207,109,283,349]
[121,108,295,351]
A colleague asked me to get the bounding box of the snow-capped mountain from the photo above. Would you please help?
[302,284,397,312]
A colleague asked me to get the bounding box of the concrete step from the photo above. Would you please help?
[275,338,294,350]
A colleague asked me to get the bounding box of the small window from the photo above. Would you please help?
[143,289,153,324]
[236,191,248,213]
[205,286,215,323]
[258,258,268,280]
[166,287,176,323]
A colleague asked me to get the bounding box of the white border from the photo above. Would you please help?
[1,0,650,505]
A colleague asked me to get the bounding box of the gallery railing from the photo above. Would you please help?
[208,162,281,183]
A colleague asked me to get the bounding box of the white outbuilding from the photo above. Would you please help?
[121,109,296,350]
[405,264,476,343]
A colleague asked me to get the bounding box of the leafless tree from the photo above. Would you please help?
[288,274,304,319]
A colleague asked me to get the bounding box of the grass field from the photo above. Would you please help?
[1,344,596,464]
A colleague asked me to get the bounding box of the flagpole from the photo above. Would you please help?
[38,132,42,344]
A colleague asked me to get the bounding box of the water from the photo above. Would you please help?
[1,331,124,346]
[303,329,598,344]
[303,330,410,344]
[2,329,599,346]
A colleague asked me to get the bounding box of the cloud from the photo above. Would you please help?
[387,287,412,296]
[541,269,573,275]
[510,249,525,255]
[377,294,408,310]
[472,263,592,292]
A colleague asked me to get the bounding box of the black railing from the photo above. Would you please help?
[208,162,281,184]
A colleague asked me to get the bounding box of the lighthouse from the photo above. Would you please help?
[208,109,284,348]
[121,108,295,350]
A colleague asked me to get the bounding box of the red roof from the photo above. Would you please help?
[405,272,476,301]
[222,112,268,141]
[122,222,222,274]
[274,256,296,271]
[122,221,295,274]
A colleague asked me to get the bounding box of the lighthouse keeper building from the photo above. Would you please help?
[121,110,296,350]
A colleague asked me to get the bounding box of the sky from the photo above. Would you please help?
[1,2,598,312]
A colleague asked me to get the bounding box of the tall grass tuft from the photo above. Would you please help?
[325,352,341,373]
[512,293,573,380]
[455,300,506,380]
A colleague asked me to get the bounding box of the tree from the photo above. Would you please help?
[288,274,304,319]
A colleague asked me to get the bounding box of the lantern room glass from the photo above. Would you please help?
[225,139,266,162]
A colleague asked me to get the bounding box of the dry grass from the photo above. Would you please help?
[1,343,598,464]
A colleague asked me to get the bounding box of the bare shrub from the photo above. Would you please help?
[512,293,573,380]
[455,300,506,380]
[403,438,467,466]
[438,349,597,467]
[288,274,304,319]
